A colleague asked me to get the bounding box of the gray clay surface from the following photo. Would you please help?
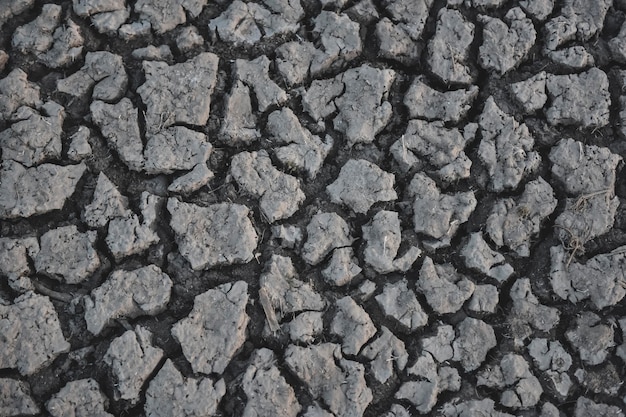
[84,265,172,335]
[0,292,70,375]
[2,1,626,416]
[46,378,112,417]
[171,281,249,375]
[168,198,258,270]
[144,359,225,417]
[104,326,163,404]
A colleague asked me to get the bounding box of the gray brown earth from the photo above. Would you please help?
[1,0,626,416]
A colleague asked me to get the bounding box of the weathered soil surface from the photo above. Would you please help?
[2,0,626,416]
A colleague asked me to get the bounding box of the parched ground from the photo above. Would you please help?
[2,0,626,416]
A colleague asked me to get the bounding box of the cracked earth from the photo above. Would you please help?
[2,0,626,416]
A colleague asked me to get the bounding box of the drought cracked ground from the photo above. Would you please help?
[3,0,626,416]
